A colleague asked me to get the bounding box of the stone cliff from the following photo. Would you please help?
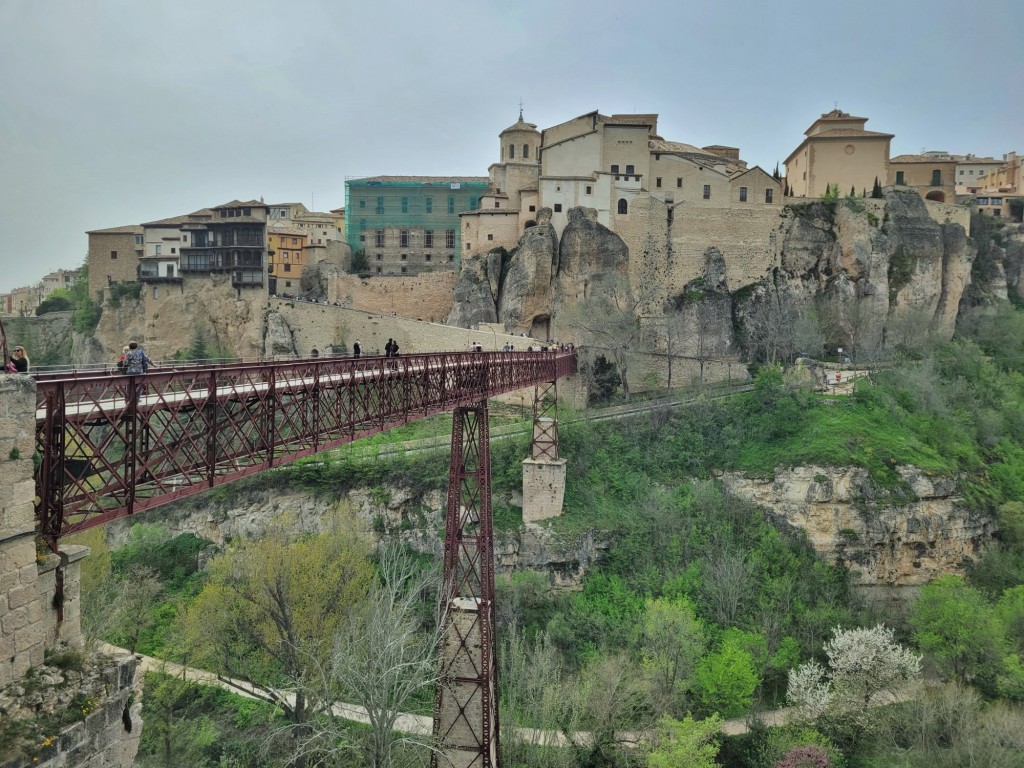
[720,465,993,611]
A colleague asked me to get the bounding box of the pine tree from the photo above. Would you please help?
[773,163,781,181]
[850,185,856,197]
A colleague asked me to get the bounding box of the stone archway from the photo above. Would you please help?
[926,190,946,202]
[524,220,537,230]
[530,314,551,341]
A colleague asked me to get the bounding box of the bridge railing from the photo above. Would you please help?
[35,351,576,542]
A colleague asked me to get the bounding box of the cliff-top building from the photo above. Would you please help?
[344,176,489,275]
[784,109,893,198]
[888,154,957,203]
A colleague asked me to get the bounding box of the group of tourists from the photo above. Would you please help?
[116,341,155,375]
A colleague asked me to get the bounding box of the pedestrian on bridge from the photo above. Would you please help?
[7,345,29,373]
[353,340,361,358]
[124,341,155,404]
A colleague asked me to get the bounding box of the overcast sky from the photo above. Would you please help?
[1,0,1021,294]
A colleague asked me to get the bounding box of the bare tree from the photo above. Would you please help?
[558,275,647,401]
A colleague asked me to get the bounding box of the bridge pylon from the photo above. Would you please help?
[433,402,500,767]
[522,380,567,523]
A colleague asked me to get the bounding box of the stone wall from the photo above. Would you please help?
[327,271,458,321]
[0,653,142,768]
[1,376,88,689]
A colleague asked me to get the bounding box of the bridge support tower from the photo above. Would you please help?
[433,402,500,767]
[522,381,566,523]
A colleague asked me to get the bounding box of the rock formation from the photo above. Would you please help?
[263,309,297,357]
[720,465,992,611]
[497,209,559,333]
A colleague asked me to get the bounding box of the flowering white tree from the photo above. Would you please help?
[787,625,921,749]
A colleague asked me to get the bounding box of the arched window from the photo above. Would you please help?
[617,198,628,214]
[509,144,515,159]
[522,144,529,158]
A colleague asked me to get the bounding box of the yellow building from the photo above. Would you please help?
[784,109,892,198]
[267,225,308,296]
[887,155,958,203]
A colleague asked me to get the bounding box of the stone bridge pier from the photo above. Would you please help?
[1,375,87,687]
[522,381,567,523]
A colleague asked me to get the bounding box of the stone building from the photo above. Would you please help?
[784,109,892,198]
[344,176,489,275]
[888,154,958,203]
[462,110,781,255]
[85,225,144,303]
[267,225,308,295]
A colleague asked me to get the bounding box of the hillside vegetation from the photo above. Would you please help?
[66,303,1024,767]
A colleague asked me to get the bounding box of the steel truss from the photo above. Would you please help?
[530,381,560,460]
[34,351,577,545]
[433,403,499,768]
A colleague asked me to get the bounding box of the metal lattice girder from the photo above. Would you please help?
[33,351,577,543]
[530,380,559,461]
[433,403,499,768]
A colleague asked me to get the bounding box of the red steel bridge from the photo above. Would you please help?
[33,349,576,768]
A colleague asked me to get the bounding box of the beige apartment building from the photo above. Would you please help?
[86,225,144,302]
[888,155,958,203]
[784,109,892,198]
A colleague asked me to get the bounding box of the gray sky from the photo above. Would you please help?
[1,0,1021,294]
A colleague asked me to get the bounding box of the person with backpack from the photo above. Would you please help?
[123,340,155,404]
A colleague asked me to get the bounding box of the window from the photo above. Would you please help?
[991,197,1003,205]
[401,266,408,273]
[360,199,366,208]
[765,188,774,203]
[617,198,628,214]
[931,170,942,185]
[703,185,711,199]
[376,266,382,274]
[448,196,455,214]
[470,198,477,210]
[426,197,432,213]
[529,205,536,212]
[376,253,382,260]
[155,244,162,255]
[376,196,384,214]
[466,243,471,251]
[487,234,493,240]
[448,254,454,262]
[110,250,118,259]
[895,171,905,185]
[425,253,432,262]
[494,201,500,208]
[959,170,964,176]
[656,177,662,188]
[401,197,409,213]
[611,164,619,174]
[425,230,433,248]
[171,247,176,253]
[445,229,455,248]
[401,253,407,261]
[376,229,385,247]
[359,234,366,242]
[993,210,1001,217]
[739,187,748,202]
[554,203,562,212]
[292,238,298,245]
[284,264,291,272]
[285,281,291,288]
[977,197,989,205]
[400,230,409,247]
[134,234,143,245]
[153,287,159,299]
[677,178,682,188]
[626,165,634,175]
[523,144,529,158]
[585,186,592,195]
[509,144,515,158]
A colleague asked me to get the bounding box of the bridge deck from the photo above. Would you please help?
[35,351,576,541]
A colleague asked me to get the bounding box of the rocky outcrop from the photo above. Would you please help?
[720,465,993,611]
[445,251,500,328]
[498,209,559,333]
[553,207,629,308]
[263,310,297,357]
[102,483,607,592]
[667,248,736,358]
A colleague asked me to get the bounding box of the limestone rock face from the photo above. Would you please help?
[553,207,629,307]
[299,261,344,300]
[103,482,606,591]
[498,209,558,333]
[446,251,500,328]
[668,248,736,358]
[721,465,993,611]
[263,310,297,357]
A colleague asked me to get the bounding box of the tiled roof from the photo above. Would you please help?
[213,199,269,209]
[86,224,143,235]
[811,128,893,139]
[268,226,308,237]
[501,114,539,133]
[890,154,957,163]
[603,113,658,126]
[349,175,490,184]
[142,208,214,227]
